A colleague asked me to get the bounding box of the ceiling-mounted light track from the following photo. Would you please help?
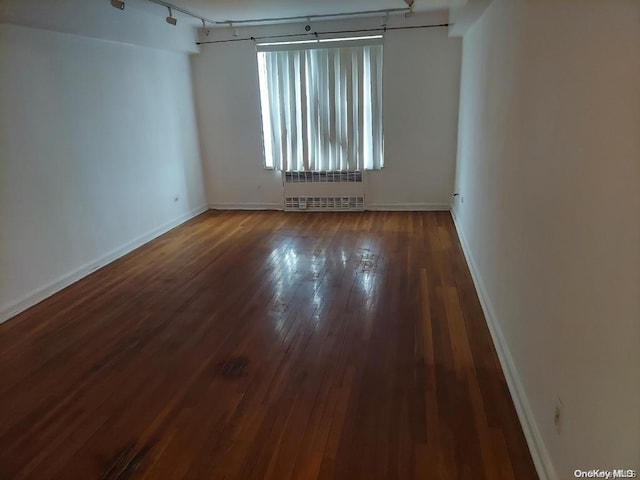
[110,0,125,10]
[131,1,413,32]
[217,7,411,27]
[198,23,450,46]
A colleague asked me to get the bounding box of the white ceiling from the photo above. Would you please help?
[171,0,463,23]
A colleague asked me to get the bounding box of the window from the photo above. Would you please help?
[257,36,384,172]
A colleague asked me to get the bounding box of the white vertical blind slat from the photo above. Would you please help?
[362,47,372,170]
[279,52,292,171]
[297,51,308,172]
[320,49,330,172]
[291,52,302,171]
[351,49,364,169]
[267,53,282,170]
[328,49,337,172]
[304,51,314,172]
[345,48,355,171]
[372,46,384,169]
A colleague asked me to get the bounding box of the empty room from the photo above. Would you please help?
[0,0,638,479]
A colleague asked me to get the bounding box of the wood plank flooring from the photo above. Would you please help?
[0,211,538,480]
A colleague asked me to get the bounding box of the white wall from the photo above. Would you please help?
[191,13,461,210]
[1,0,200,53]
[0,23,206,321]
[191,39,285,209]
[453,1,640,479]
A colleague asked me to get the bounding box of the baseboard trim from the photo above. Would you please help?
[207,203,450,212]
[0,205,209,325]
[366,203,450,211]
[209,203,283,211]
[450,208,556,480]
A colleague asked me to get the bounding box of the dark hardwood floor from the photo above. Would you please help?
[0,211,538,480]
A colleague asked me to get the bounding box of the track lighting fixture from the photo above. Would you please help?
[404,0,415,17]
[228,23,239,37]
[166,7,177,26]
[111,0,125,10]
[202,19,210,37]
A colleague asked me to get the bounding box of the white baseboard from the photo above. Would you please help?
[450,208,556,480]
[209,203,283,211]
[0,205,209,325]
[366,203,450,211]
[208,203,450,212]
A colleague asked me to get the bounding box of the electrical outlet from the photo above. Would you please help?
[554,398,564,434]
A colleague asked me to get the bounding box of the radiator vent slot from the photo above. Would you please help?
[284,171,363,183]
[285,197,364,211]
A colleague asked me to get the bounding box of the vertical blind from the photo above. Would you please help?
[257,39,384,172]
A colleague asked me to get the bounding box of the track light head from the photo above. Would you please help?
[201,19,210,36]
[166,7,177,26]
[111,0,125,10]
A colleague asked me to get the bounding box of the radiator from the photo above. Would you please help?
[283,171,365,211]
